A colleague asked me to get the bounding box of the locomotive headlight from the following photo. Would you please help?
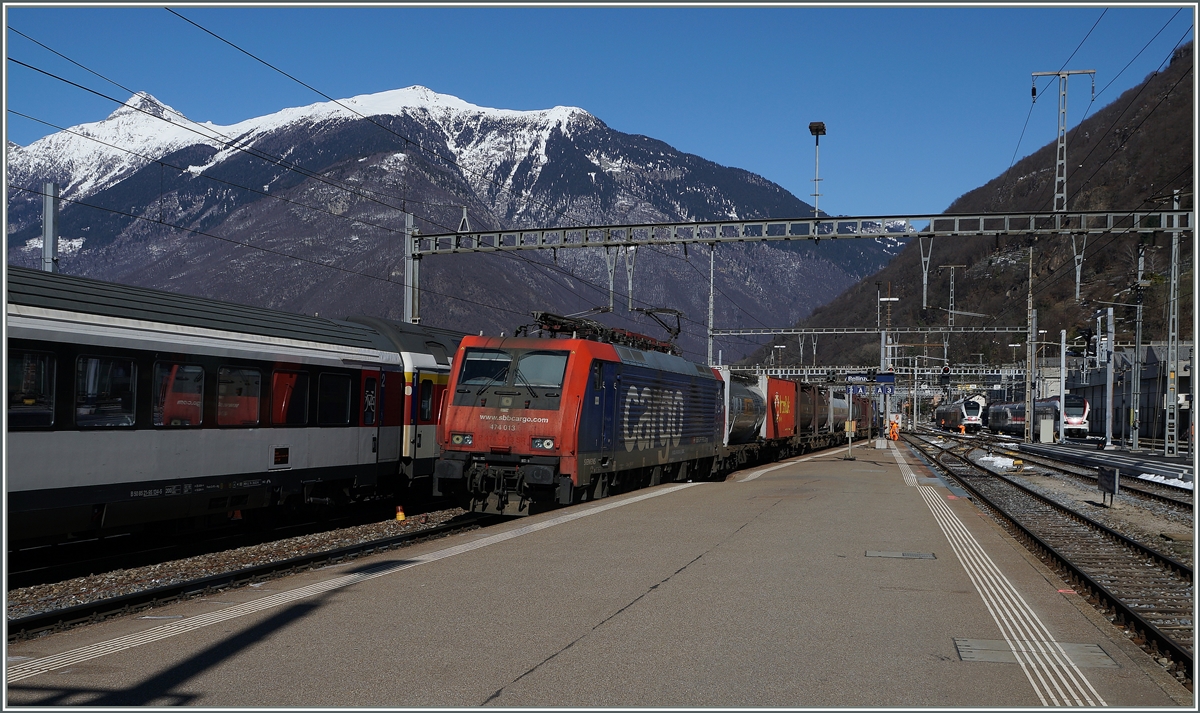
[532,437,555,450]
[451,433,474,446]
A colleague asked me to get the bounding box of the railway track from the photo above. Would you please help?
[927,430,1194,512]
[904,433,1194,687]
[7,512,494,643]
[6,498,458,591]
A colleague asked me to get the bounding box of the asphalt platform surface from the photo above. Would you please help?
[6,441,1193,707]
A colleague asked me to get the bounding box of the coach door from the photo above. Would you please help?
[376,370,402,462]
[359,370,383,470]
[411,371,439,461]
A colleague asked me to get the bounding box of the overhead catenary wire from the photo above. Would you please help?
[989,8,1108,210]
[6,108,415,239]
[7,183,542,321]
[164,8,590,233]
[3,117,749,359]
[8,30,775,357]
[967,34,1197,331]
[983,163,1194,329]
[992,14,1190,212]
[159,10,782,340]
[4,57,470,223]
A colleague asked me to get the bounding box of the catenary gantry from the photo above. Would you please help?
[402,209,1190,348]
[402,208,1191,446]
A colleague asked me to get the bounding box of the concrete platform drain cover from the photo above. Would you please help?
[865,551,936,559]
[954,639,1118,668]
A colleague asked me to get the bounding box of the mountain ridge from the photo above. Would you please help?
[7,85,904,362]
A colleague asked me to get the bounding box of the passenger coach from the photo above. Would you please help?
[6,266,462,544]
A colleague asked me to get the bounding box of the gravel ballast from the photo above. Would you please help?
[6,508,467,622]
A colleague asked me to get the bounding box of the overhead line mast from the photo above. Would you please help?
[1032,68,1095,302]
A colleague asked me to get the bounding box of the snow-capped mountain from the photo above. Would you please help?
[7,86,905,360]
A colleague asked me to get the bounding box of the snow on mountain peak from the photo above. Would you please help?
[8,85,596,206]
[106,91,181,122]
[286,85,592,128]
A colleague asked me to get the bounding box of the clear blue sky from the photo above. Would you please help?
[4,4,1194,217]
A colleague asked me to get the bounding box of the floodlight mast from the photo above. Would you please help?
[809,122,826,219]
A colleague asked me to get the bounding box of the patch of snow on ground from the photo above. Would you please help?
[1137,473,1194,490]
[978,455,1015,468]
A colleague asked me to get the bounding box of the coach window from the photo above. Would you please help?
[272,371,310,426]
[76,356,136,428]
[419,379,433,421]
[318,373,352,425]
[153,363,204,427]
[8,351,55,428]
[217,367,261,426]
[425,341,449,365]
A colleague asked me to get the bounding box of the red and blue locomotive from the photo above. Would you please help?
[433,313,875,516]
[433,333,724,515]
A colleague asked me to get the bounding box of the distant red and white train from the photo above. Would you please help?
[987,395,1090,439]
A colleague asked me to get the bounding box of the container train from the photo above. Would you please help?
[7,268,873,543]
[934,396,985,434]
[986,395,1090,439]
[433,331,873,516]
[6,266,464,546]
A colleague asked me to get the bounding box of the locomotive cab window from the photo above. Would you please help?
[217,367,261,426]
[457,349,511,388]
[153,362,204,427]
[8,350,55,428]
[271,371,310,426]
[75,356,136,428]
[318,373,352,425]
[514,351,568,388]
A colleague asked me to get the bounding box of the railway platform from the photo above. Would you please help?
[5,441,1193,707]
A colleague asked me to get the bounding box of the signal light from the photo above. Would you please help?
[941,366,951,375]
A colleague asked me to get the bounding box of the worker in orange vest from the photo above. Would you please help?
[889,421,899,440]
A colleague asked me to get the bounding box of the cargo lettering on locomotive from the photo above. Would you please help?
[622,385,684,451]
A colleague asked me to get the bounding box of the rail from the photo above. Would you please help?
[904,434,1193,679]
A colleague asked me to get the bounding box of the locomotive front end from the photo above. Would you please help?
[434,338,574,515]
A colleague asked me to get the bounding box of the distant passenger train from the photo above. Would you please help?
[987,395,1090,439]
[934,397,984,434]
